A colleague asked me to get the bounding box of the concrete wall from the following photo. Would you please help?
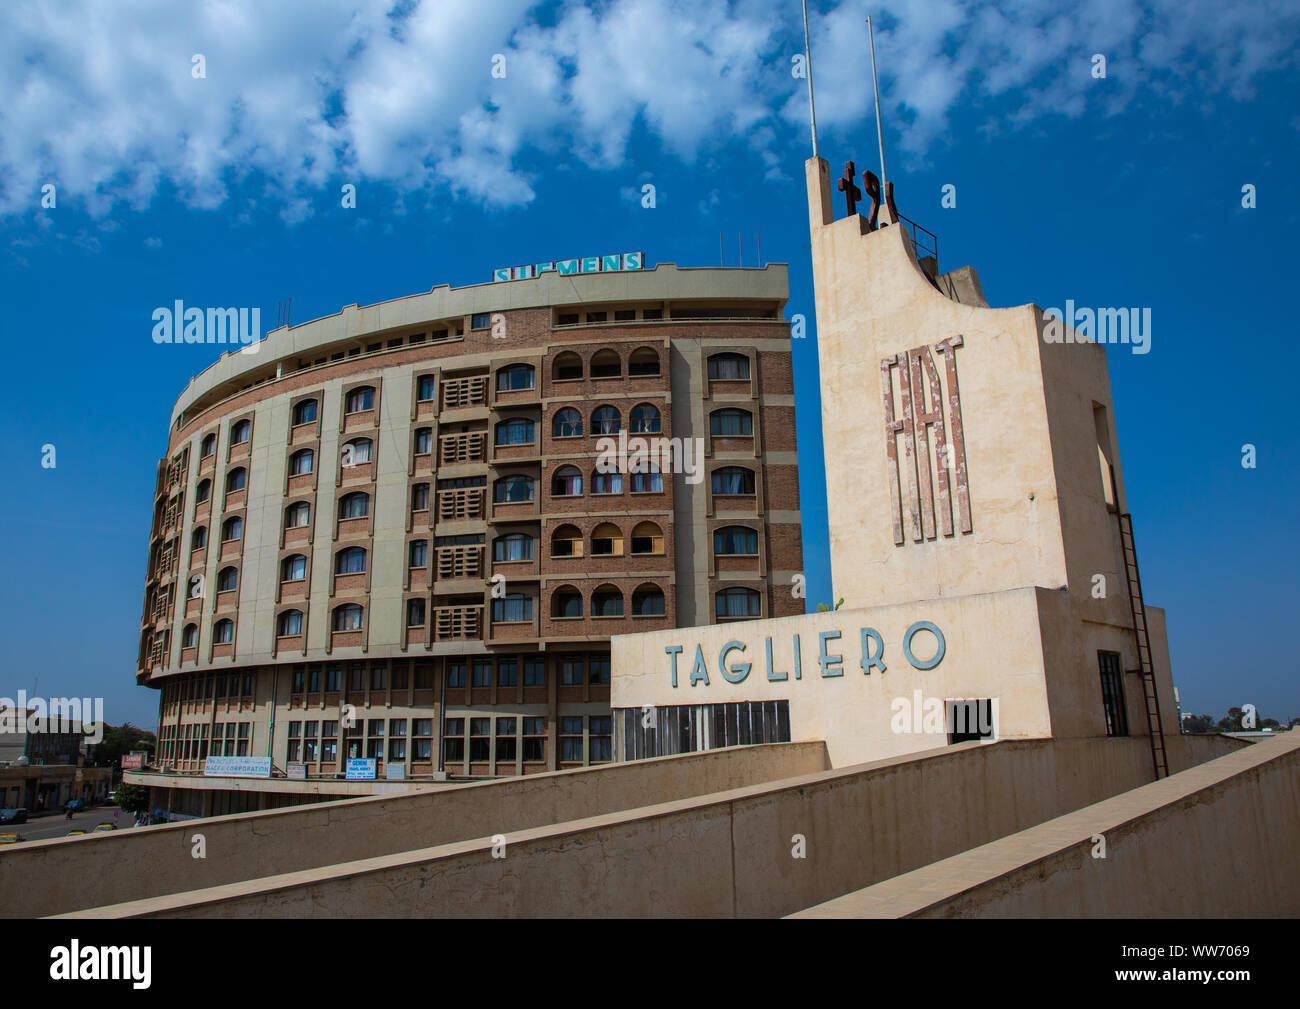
[791,732,1296,917]
[2,740,827,919]
[62,735,1227,919]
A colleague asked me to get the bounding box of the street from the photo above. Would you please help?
[2,805,132,843]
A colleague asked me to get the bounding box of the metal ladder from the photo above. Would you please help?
[1117,512,1169,779]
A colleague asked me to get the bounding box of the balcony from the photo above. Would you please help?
[438,487,485,522]
[439,432,486,465]
[441,376,488,410]
[435,605,483,642]
[437,544,484,581]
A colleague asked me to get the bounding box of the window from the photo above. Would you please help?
[591,586,623,617]
[406,598,426,627]
[225,468,246,492]
[278,610,303,636]
[447,662,466,688]
[592,405,621,434]
[630,521,664,554]
[342,438,372,466]
[443,719,465,763]
[629,347,660,375]
[523,717,546,761]
[589,715,612,761]
[472,660,491,688]
[630,404,661,433]
[714,526,758,555]
[181,624,198,647]
[556,313,579,326]
[494,475,534,503]
[524,658,545,687]
[332,604,364,631]
[630,469,663,493]
[495,718,517,761]
[414,427,433,454]
[325,666,342,691]
[561,658,583,686]
[552,466,583,496]
[553,587,582,619]
[707,353,750,380]
[339,491,369,519]
[633,585,666,616]
[335,546,367,574]
[416,375,435,401]
[497,364,535,391]
[222,516,242,541]
[643,308,663,320]
[469,718,490,761]
[195,479,211,503]
[614,309,636,322]
[716,587,761,619]
[409,539,428,568]
[592,472,622,494]
[292,400,318,425]
[200,433,216,457]
[497,659,518,687]
[560,716,584,761]
[590,522,623,556]
[552,408,583,438]
[586,311,607,324]
[230,419,252,444]
[285,501,310,528]
[344,386,374,413]
[493,593,533,622]
[213,619,234,643]
[494,533,533,562]
[289,448,314,475]
[471,313,491,330]
[1098,651,1129,737]
[553,352,583,380]
[411,483,430,511]
[712,466,756,495]
[710,408,753,436]
[590,349,621,377]
[192,526,208,550]
[496,417,535,446]
[281,554,306,581]
[216,566,238,591]
[551,524,583,557]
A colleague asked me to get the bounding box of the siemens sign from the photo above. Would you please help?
[663,621,947,687]
[493,252,643,283]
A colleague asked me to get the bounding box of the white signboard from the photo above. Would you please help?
[204,756,271,778]
[384,764,405,780]
[345,758,377,781]
[286,763,307,780]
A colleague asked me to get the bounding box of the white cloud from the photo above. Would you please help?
[0,0,1293,219]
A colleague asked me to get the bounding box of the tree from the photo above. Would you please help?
[91,722,156,768]
[113,782,150,815]
[1182,713,1214,733]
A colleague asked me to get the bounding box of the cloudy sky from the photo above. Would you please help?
[1,0,1297,727]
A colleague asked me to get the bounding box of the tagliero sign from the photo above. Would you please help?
[493,252,643,283]
[664,621,946,687]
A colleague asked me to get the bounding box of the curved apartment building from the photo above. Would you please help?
[136,261,803,814]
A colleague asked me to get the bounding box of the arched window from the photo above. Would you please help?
[632,585,666,616]
[285,501,310,528]
[629,347,660,376]
[335,547,367,574]
[200,433,217,457]
[494,474,534,503]
[195,479,211,503]
[709,408,753,436]
[714,525,758,555]
[707,353,750,380]
[492,593,533,622]
[592,585,624,617]
[496,364,535,391]
[281,555,307,582]
[342,438,372,466]
[496,417,535,446]
[711,466,756,495]
[277,610,304,636]
[416,375,435,401]
[292,399,318,425]
[551,524,583,558]
[216,566,238,592]
[630,465,663,493]
[592,406,621,435]
[630,521,664,554]
[413,427,433,454]
[289,448,314,476]
[181,624,198,647]
[192,526,207,550]
[553,408,583,438]
[339,492,369,519]
[590,349,621,378]
[221,516,242,542]
[225,467,246,492]
[716,587,761,619]
[344,386,374,413]
[409,539,428,568]
[494,533,534,562]
[591,522,623,556]
[592,471,622,494]
[332,604,364,631]
[552,466,583,497]
[230,419,252,444]
[552,586,583,618]
[630,403,661,433]
[213,618,234,643]
[553,352,583,381]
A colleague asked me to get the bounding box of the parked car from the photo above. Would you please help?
[0,808,28,824]
[92,823,117,832]
[0,832,25,844]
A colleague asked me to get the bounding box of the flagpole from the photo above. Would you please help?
[867,14,887,193]
[802,0,819,157]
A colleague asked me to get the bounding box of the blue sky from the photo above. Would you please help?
[1,0,1296,729]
